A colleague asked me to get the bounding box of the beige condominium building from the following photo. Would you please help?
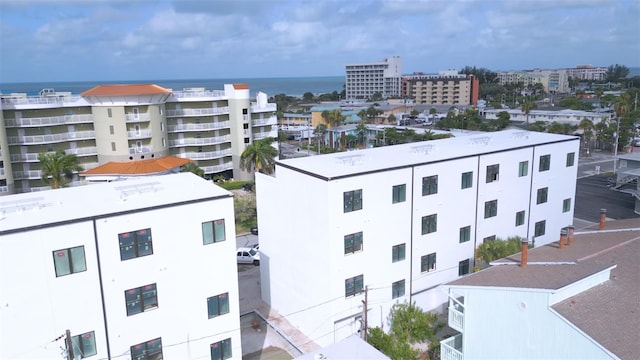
[402,70,480,105]
[0,83,277,194]
[345,56,403,100]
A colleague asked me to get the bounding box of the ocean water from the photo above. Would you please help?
[0,76,346,98]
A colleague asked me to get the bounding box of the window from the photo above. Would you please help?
[566,152,575,167]
[53,246,86,277]
[160,122,164,131]
[243,123,249,129]
[125,284,158,316]
[421,214,437,234]
[392,244,406,262]
[203,219,226,245]
[422,175,438,196]
[458,259,470,276]
[563,198,571,213]
[483,235,496,243]
[484,200,498,218]
[242,108,248,115]
[162,138,165,147]
[111,142,116,151]
[210,338,232,360]
[518,161,528,177]
[516,211,525,226]
[344,232,363,254]
[421,253,437,273]
[244,138,250,144]
[107,108,112,117]
[537,187,548,204]
[207,293,229,319]
[539,154,551,172]
[119,229,153,261]
[392,184,406,203]
[535,220,546,237]
[343,189,363,213]
[131,338,162,360]
[392,280,405,299]
[459,226,471,243]
[109,125,114,135]
[71,331,97,358]
[461,171,473,189]
[345,275,364,297]
[486,164,499,183]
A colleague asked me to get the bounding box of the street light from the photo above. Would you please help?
[613,117,620,174]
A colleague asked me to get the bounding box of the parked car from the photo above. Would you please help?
[250,226,258,235]
[237,247,260,265]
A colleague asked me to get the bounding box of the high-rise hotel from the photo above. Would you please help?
[0,83,277,194]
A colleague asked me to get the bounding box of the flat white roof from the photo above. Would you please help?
[0,173,232,233]
[276,129,578,180]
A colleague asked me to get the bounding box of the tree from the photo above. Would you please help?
[475,236,523,264]
[356,123,368,148]
[387,114,396,125]
[521,101,536,130]
[302,92,314,102]
[606,64,630,83]
[38,150,84,189]
[239,138,278,174]
[321,109,345,128]
[314,123,327,150]
[180,162,205,177]
[579,118,595,153]
[370,92,383,102]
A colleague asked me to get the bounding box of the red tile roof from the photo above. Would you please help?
[81,156,192,176]
[233,84,249,90]
[81,84,172,97]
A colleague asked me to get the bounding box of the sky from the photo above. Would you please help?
[0,0,639,83]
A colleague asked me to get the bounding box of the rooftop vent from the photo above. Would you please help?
[0,196,51,217]
[511,131,529,140]
[410,144,435,155]
[469,136,492,145]
[336,154,365,166]
[116,182,161,201]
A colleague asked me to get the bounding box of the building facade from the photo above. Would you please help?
[481,108,614,126]
[0,83,277,194]
[402,71,480,105]
[255,130,579,347]
[0,173,241,359]
[565,65,608,81]
[496,69,569,94]
[345,56,402,100]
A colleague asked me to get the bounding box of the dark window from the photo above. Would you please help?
[345,275,364,297]
[130,338,162,360]
[566,152,575,167]
[118,229,153,261]
[210,338,232,360]
[461,171,473,189]
[458,259,470,276]
[539,154,551,172]
[459,226,471,243]
[242,108,248,115]
[207,293,230,319]
[392,184,406,203]
[107,108,112,118]
[535,220,546,237]
[516,211,525,226]
[392,280,405,299]
[244,138,250,144]
[243,123,249,129]
[484,200,498,218]
[125,284,158,316]
[422,175,438,196]
[343,189,363,212]
[563,198,571,213]
[486,164,499,183]
[421,253,437,273]
[344,232,363,254]
[518,161,528,177]
[483,235,496,243]
[109,125,114,135]
[537,187,548,204]
[421,214,437,234]
[71,331,97,358]
[392,244,406,262]
[203,219,226,245]
[53,246,87,277]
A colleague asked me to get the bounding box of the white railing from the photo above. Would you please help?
[13,170,42,180]
[4,114,93,127]
[174,149,232,160]
[253,130,278,140]
[252,116,278,126]
[128,146,154,155]
[1,95,82,106]
[66,147,98,156]
[165,107,229,117]
[440,334,464,360]
[7,131,96,144]
[0,168,4,176]
[167,121,230,132]
[202,162,233,174]
[0,186,8,193]
[172,90,226,98]
[448,304,464,332]
[125,113,150,122]
[168,135,231,146]
[81,162,100,170]
[251,103,277,112]
[127,130,153,138]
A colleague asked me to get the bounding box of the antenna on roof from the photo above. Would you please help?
[115,182,161,201]
[0,197,49,217]
[410,144,435,155]
[469,136,492,145]
[336,154,364,166]
[512,131,529,140]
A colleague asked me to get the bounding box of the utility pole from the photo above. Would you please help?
[614,117,620,174]
[65,329,74,360]
[361,286,368,341]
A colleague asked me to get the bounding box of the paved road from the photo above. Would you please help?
[574,174,638,223]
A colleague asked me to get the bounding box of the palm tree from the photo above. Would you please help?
[356,123,368,148]
[579,118,594,154]
[314,123,327,152]
[38,150,84,189]
[239,138,278,175]
[180,162,205,177]
[321,109,345,128]
[521,101,537,130]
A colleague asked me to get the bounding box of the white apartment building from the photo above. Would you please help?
[0,173,241,360]
[0,83,277,194]
[481,108,614,126]
[345,56,402,100]
[255,129,579,347]
[566,64,608,81]
[496,69,569,94]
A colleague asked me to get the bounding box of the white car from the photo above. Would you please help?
[237,247,260,265]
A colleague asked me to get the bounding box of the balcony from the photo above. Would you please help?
[172,90,226,99]
[0,168,4,176]
[251,103,277,113]
[1,95,81,106]
[13,170,42,180]
[165,107,229,117]
[128,146,154,155]
[167,121,230,132]
[252,116,277,127]
[175,149,232,160]
[202,162,233,174]
[125,113,151,123]
[440,334,463,360]
[4,114,94,127]
[0,186,8,193]
[253,130,278,140]
[127,130,153,138]
[168,135,231,147]
[7,131,96,145]
[448,300,465,332]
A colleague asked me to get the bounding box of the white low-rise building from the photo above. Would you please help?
[481,108,613,126]
[0,173,241,359]
[256,129,579,347]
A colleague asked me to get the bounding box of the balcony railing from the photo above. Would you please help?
[448,301,465,332]
[10,147,98,162]
[253,130,278,140]
[1,95,82,106]
[0,168,4,176]
[172,90,226,98]
[165,107,229,117]
[7,131,96,145]
[167,121,230,132]
[125,113,151,122]
[440,334,463,360]
[128,146,154,155]
[4,114,94,127]
[168,135,231,146]
[127,130,153,138]
[174,149,232,160]
[0,186,8,193]
[13,170,42,180]
[201,162,233,174]
[252,116,278,127]
[251,103,277,112]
